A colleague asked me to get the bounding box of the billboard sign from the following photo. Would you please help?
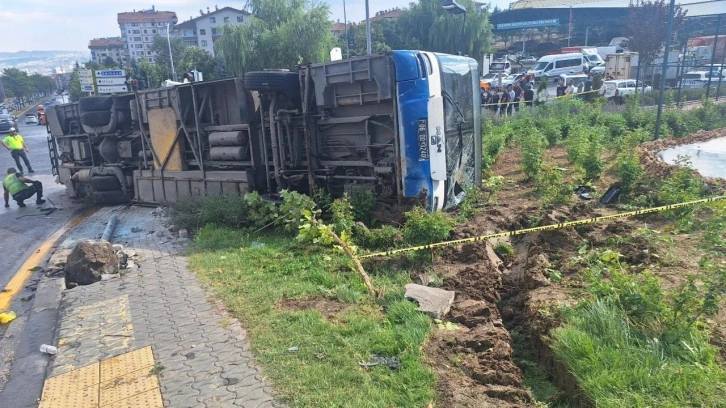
[496,19,559,30]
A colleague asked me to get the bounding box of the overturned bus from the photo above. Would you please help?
[47,51,481,210]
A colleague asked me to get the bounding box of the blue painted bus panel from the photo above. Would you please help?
[390,51,433,199]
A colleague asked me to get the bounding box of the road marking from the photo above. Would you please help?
[0,208,97,312]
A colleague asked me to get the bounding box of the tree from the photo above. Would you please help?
[396,0,492,61]
[626,0,686,84]
[347,19,403,56]
[178,46,219,80]
[151,36,186,79]
[102,56,117,68]
[215,0,335,74]
[137,58,164,89]
[1,68,30,99]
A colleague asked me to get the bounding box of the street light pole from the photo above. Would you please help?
[344,0,350,58]
[441,0,467,55]
[166,22,177,81]
[365,0,372,54]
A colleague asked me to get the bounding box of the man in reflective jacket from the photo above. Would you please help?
[3,168,45,208]
[1,128,34,174]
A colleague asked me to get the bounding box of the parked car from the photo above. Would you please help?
[489,60,512,75]
[589,62,606,76]
[481,72,505,89]
[680,70,724,89]
[25,113,39,125]
[0,114,18,133]
[559,73,590,88]
[600,79,652,101]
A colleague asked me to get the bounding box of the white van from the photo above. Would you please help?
[527,53,588,83]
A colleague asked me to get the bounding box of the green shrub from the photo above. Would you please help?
[245,191,279,229]
[312,187,333,214]
[615,151,643,197]
[331,194,355,235]
[402,206,455,246]
[278,190,318,234]
[171,195,250,232]
[356,225,404,250]
[534,166,572,206]
[519,127,546,181]
[350,189,375,224]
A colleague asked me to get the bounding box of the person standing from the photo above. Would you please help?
[2,128,34,174]
[556,79,567,97]
[523,83,535,107]
[3,167,45,208]
[565,80,576,96]
[506,84,516,115]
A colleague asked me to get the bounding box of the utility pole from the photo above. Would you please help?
[344,0,350,58]
[654,0,677,140]
[166,22,177,81]
[365,0,372,54]
[705,14,721,99]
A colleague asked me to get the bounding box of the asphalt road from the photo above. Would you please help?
[0,95,91,404]
[0,95,89,292]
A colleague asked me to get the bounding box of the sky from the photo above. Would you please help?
[0,0,511,53]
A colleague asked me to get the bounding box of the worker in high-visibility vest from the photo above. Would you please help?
[3,167,45,208]
[1,128,34,174]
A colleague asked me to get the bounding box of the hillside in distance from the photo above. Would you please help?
[0,50,90,76]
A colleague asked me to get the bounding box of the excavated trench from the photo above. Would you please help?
[422,128,726,407]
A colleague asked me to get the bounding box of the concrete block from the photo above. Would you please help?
[404,284,455,319]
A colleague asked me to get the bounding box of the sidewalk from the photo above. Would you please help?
[40,205,280,407]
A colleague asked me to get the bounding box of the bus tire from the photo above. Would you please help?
[80,111,112,127]
[91,175,123,192]
[79,96,113,112]
[244,71,299,92]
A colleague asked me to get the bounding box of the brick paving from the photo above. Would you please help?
[47,206,280,408]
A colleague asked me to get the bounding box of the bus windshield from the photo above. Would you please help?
[437,54,479,209]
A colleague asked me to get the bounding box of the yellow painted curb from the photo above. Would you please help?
[0,207,97,312]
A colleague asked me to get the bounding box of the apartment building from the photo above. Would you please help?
[88,37,126,66]
[174,6,250,57]
[117,6,178,63]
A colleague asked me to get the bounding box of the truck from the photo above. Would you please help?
[46,51,482,211]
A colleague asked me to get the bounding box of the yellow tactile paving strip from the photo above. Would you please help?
[39,346,163,408]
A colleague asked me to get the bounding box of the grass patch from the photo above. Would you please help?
[188,225,435,407]
[551,300,726,408]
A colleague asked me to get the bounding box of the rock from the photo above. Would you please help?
[404,284,456,319]
[178,229,189,239]
[65,240,120,286]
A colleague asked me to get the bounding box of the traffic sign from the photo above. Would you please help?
[78,69,93,78]
[95,69,125,78]
[80,78,93,85]
[96,77,127,85]
[97,85,128,94]
[81,85,95,92]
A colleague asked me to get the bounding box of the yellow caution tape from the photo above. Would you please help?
[358,195,726,259]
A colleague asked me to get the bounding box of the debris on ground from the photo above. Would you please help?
[358,354,400,370]
[65,240,119,287]
[404,284,455,319]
